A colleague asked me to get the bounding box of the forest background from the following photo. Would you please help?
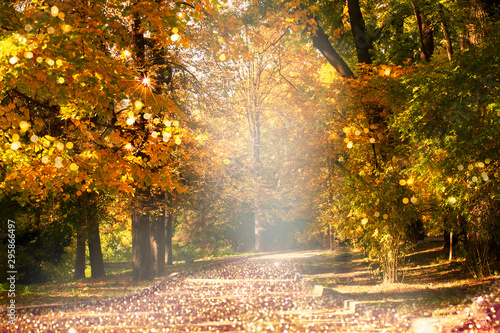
[0,0,499,287]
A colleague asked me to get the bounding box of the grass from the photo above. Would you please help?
[296,239,500,327]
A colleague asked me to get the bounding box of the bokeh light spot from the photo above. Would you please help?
[55,156,63,168]
[11,141,20,150]
[51,6,59,17]
[134,100,144,110]
[19,121,30,130]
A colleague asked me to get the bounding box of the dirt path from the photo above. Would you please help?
[3,252,413,332]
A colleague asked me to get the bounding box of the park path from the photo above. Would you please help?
[6,251,409,332]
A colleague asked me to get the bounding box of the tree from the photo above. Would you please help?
[1,0,216,282]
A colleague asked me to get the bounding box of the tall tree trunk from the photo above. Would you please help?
[151,207,166,275]
[461,0,491,49]
[254,204,264,252]
[73,224,86,280]
[132,198,154,282]
[165,209,173,265]
[310,19,355,78]
[129,8,155,282]
[439,5,454,61]
[347,0,372,64]
[252,114,264,252]
[88,221,105,279]
[329,225,335,251]
[413,2,434,62]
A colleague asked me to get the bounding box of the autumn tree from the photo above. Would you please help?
[1,0,217,282]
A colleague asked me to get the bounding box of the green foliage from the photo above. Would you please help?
[100,222,132,262]
[0,197,73,284]
[388,24,500,277]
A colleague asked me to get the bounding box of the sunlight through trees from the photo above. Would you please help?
[1,0,499,288]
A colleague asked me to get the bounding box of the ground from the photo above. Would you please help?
[2,241,500,332]
[296,240,500,331]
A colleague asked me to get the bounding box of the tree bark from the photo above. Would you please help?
[252,114,264,252]
[439,5,453,61]
[151,207,166,275]
[88,221,105,279]
[449,230,454,261]
[73,224,86,280]
[347,0,372,64]
[311,20,355,78]
[165,209,173,265]
[329,225,335,251]
[132,200,154,282]
[413,2,434,62]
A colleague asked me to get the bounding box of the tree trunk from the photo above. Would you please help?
[310,19,355,78]
[347,0,372,64]
[252,115,264,252]
[329,225,335,250]
[439,5,453,61]
[461,0,491,49]
[132,202,154,282]
[413,2,434,62]
[444,230,451,249]
[165,210,173,265]
[73,224,86,280]
[449,230,453,261]
[254,209,264,252]
[151,207,166,275]
[88,221,105,279]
